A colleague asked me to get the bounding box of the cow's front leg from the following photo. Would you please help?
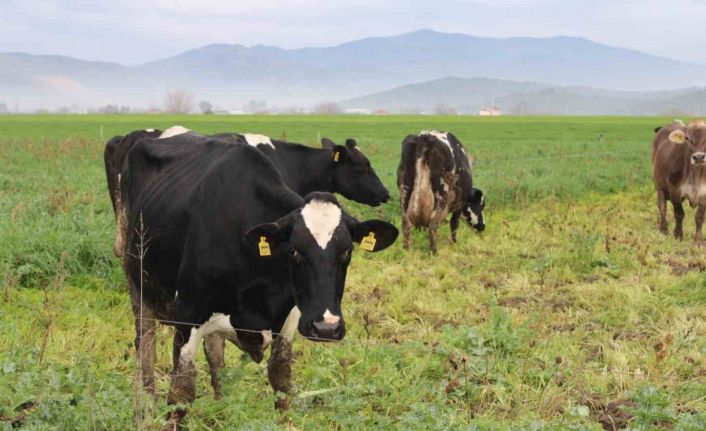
[656,189,668,234]
[268,336,293,410]
[673,201,685,240]
[450,211,461,243]
[203,333,226,399]
[694,204,705,244]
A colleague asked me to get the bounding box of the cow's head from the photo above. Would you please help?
[321,138,391,206]
[669,121,706,166]
[246,192,398,341]
[463,188,485,231]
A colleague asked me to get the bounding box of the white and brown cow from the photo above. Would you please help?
[653,119,706,242]
[397,130,485,253]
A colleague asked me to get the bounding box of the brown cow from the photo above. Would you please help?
[652,119,706,242]
[397,130,485,253]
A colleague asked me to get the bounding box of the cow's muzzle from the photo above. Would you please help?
[692,152,706,165]
[307,319,344,341]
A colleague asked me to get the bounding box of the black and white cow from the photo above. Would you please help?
[397,130,485,253]
[118,134,398,423]
[161,125,391,206]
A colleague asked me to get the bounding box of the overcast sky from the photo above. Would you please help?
[1,0,703,65]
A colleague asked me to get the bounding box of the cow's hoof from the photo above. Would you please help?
[693,236,704,245]
[275,397,290,411]
[163,408,187,431]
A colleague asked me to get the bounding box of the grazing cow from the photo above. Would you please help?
[397,130,485,253]
[118,134,398,423]
[652,119,706,242]
[164,126,391,206]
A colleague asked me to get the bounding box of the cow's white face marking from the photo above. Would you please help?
[301,199,342,249]
[159,125,190,139]
[421,130,454,155]
[470,210,480,226]
[280,306,301,341]
[242,133,275,149]
[179,313,236,364]
[144,128,155,132]
[323,309,341,325]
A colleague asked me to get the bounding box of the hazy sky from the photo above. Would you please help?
[1,0,703,65]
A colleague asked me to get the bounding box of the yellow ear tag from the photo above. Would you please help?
[670,130,686,144]
[258,236,271,256]
[360,232,376,251]
[333,151,340,162]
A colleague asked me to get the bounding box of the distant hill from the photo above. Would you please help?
[3,29,706,111]
[340,77,705,115]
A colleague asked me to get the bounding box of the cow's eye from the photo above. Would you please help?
[339,249,352,262]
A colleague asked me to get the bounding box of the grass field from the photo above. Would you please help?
[1,115,705,430]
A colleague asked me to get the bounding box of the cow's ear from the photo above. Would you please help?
[345,138,357,148]
[245,218,294,258]
[348,220,399,252]
[669,129,686,144]
[321,138,336,150]
[331,145,348,163]
[470,188,483,203]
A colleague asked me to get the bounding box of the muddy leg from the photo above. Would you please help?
[128,279,157,395]
[429,223,438,254]
[203,333,225,399]
[673,201,685,240]
[402,215,412,250]
[694,204,705,244]
[268,336,293,411]
[657,189,668,234]
[165,323,197,429]
[450,211,461,243]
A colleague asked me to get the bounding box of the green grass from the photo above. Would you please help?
[1,115,705,430]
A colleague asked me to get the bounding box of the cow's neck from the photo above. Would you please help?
[276,144,334,195]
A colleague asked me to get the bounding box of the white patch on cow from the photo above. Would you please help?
[159,125,190,139]
[680,182,706,205]
[179,313,237,365]
[174,290,178,300]
[280,306,301,342]
[144,128,155,133]
[301,200,342,249]
[323,309,340,325]
[242,133,275,149]
[261,330,273,350]
[408,158,434,224]
[470,210,480,226]
[421,130,454,155]
[674,119,685,127]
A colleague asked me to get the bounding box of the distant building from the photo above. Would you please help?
[479,107,502,116]
[345,108,371,115]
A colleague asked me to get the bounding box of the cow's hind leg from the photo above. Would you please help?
[166,323,198,426]
[129,279,157,395]
[428,223,438,254]
[450,211,461,243]
[268,336,293,411]
[657,189,668,234]
[694,204,705,244]
[203,333,226,399]
[672,200,685,240]
[402,215,412,250]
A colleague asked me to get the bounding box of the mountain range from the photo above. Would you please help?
[2,29,706,112]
